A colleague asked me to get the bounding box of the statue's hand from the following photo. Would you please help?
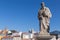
[42,12,48,17]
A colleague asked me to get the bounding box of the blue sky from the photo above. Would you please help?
[0,0,60,32]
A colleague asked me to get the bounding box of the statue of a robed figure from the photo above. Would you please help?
[38,2,52,35]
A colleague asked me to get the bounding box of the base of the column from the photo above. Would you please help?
[36,35,53,40]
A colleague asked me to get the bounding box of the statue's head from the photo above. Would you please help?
[41,2,45,8]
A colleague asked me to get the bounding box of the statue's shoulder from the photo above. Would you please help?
[44,7,50,11]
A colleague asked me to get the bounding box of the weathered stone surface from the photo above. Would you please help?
[38,2,52,34]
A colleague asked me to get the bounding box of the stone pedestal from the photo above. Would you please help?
[36,35,53,40]
[35,31,53,40]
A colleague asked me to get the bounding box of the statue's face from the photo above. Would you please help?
[41,2,45,8]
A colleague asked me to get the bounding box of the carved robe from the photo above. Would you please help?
[38,7,52,32]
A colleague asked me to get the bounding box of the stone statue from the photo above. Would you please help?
[38,2,52,34]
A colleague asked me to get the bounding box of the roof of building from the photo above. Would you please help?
[50,30,60,35]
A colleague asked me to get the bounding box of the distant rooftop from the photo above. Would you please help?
[50,30,60,35]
